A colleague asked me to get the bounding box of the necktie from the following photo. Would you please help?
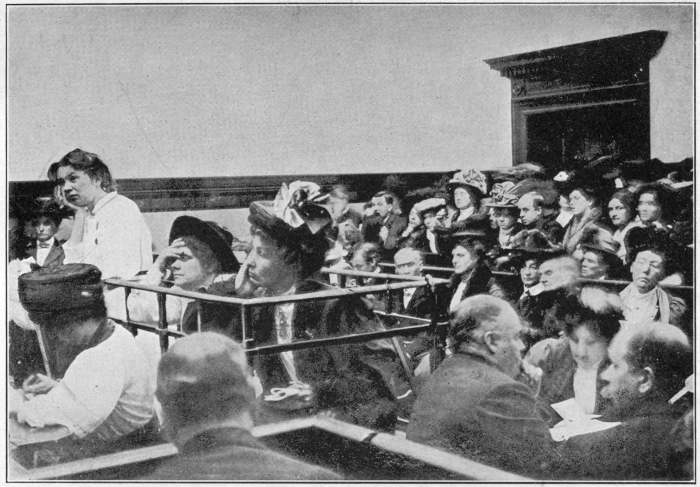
[519,290,531,310]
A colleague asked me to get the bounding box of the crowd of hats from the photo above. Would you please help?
[12,154,694,316]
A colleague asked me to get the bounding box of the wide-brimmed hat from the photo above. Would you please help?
[446,168,489,198]
[170,216,240,273]
[248,182,332,277]
[578,227,624,272]
[619,158,693,184]
[484,181,519,208]
[625,226,683,274]
[413,197,447,218]
[19,263,104,315]
[29,197,66,225]
[509,229,564,262]
[558,166,615,205]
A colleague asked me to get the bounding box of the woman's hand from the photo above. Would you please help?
[53,185,81,213]
[22,374,57,395]
[153,238,190,279]
[234,257,258,297]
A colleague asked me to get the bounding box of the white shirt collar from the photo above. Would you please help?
[523,283,544,296]
[90,191,118,216]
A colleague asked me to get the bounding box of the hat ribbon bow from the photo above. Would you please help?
[273,181,330,234]
[491,182,518,205]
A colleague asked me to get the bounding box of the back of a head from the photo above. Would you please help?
[157,333,255,430]
[523,191,545,209]
[18,263,106,326]
[541,255,580,291]
[615,322,692,400]
[393,247,423,266]
[450,294,517,346]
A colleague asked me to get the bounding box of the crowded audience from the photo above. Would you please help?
[7,149,694,480]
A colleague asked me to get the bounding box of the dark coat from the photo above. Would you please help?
[448,208,492,235]
[407,352,555,477]
[386,284,448,367]
[252,279,403,431]
[362,213,408,256]
[526,338,611,424]
[526,213,565,245]
[556,398,684,480]
[398,227,451,266]
[145,427,340,481]
[25,239,65,269]
[448,262,506,306]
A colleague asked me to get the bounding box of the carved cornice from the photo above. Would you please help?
[484,30,667,86]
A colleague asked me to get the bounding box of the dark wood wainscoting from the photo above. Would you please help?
[9,171,451,216]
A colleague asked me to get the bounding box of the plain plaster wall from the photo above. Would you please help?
[8,4,693,183]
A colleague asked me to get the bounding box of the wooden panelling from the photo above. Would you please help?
[9,171,451,216]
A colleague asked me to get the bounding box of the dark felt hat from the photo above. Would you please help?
[508,229,565,263]
[578,227,624,274]
[248,200,331,278]
[19,263,104,314]
[30,197,65,225]
[170,216,240,273]
[560,166,615,204]
[625,226,683,274]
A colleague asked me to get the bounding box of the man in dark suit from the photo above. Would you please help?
[361,190,408,260]
[146,333,340,481]
[556,322,692,480]
[388,248,448,374]
[406,295,554,478]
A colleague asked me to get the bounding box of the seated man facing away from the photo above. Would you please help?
[145,333,340,481]
[555,322,692,480]
[407,295,554,478]
[10,264,155,459]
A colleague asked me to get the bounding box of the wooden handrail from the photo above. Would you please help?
[379,263,694,291]
[20,416,529,482]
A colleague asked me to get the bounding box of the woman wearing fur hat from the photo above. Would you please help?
[232,181,406,431]
[445,169,492,237]
[484,182,523,255]
[619,227,687,329]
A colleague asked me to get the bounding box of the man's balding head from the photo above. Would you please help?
[394,247,423,277]
[517,192,545,226]
[602,322,691,409]
[157,333,256,444]
[450,295,524,378]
